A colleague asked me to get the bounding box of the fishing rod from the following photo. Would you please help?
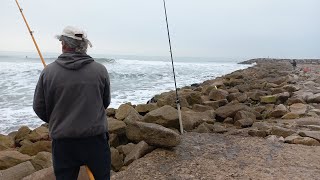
[162,0,184,134]
[14,0,95,179]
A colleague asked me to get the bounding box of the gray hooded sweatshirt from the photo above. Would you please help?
[33,53,111,139]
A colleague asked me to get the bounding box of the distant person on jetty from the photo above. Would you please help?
[291,59,297,70]
[33,26,111,180]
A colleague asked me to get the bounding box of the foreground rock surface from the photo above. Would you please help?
[112,132,320,180]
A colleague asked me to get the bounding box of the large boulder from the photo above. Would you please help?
[25,126,49,143]
[193,122,215,133]
[156,91,189,108]
[234,111,256,121]
[234,119,254,128]
[108,118,127,136]
[31,152,52,170]
[126,121,181,148]
[185,92,203,106]
[19,141,52,156]
[181,110,215,131]
[203,99,228,109]
[115,104,137,121]
[0,151,31,170]
[142,105,179,128]
[124,141,154,166]
[0,161,35,180]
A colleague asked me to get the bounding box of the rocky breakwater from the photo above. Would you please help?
[2,59,320,179]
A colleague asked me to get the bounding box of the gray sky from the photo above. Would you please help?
[0,0,319,58]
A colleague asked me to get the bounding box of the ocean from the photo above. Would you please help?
[0,53,251,134]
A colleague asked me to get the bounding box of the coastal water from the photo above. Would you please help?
[0,54,251,134]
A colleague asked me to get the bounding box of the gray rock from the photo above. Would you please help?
[14,126,31,146]
[25,126,49,143]
[126,121,181,148]
[106,108,116,117]
[248,129,267,137]
[234,111,256,121]
[142,105,179,128]
[181,110,214,131]
[115,104,137,121]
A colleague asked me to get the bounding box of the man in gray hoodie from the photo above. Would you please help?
[33,26,111,180]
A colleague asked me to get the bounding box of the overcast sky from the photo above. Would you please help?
[0,0,319,58]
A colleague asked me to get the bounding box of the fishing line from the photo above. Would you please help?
[162,0,184,134]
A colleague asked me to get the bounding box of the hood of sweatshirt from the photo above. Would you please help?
[56,53,94,70]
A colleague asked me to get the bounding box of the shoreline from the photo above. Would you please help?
[1,59,320,179]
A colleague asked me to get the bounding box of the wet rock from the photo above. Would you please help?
[111,147,124,171]
[115,104,137,121]
[30,152,52,170]
[0,151,31,170]
[0,161,35,180]
[126,121,181,148]
[142,105,179,128]
[19,141,52,156]
[123,141,154,166]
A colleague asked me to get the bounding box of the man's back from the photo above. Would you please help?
[33,52,111,139]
